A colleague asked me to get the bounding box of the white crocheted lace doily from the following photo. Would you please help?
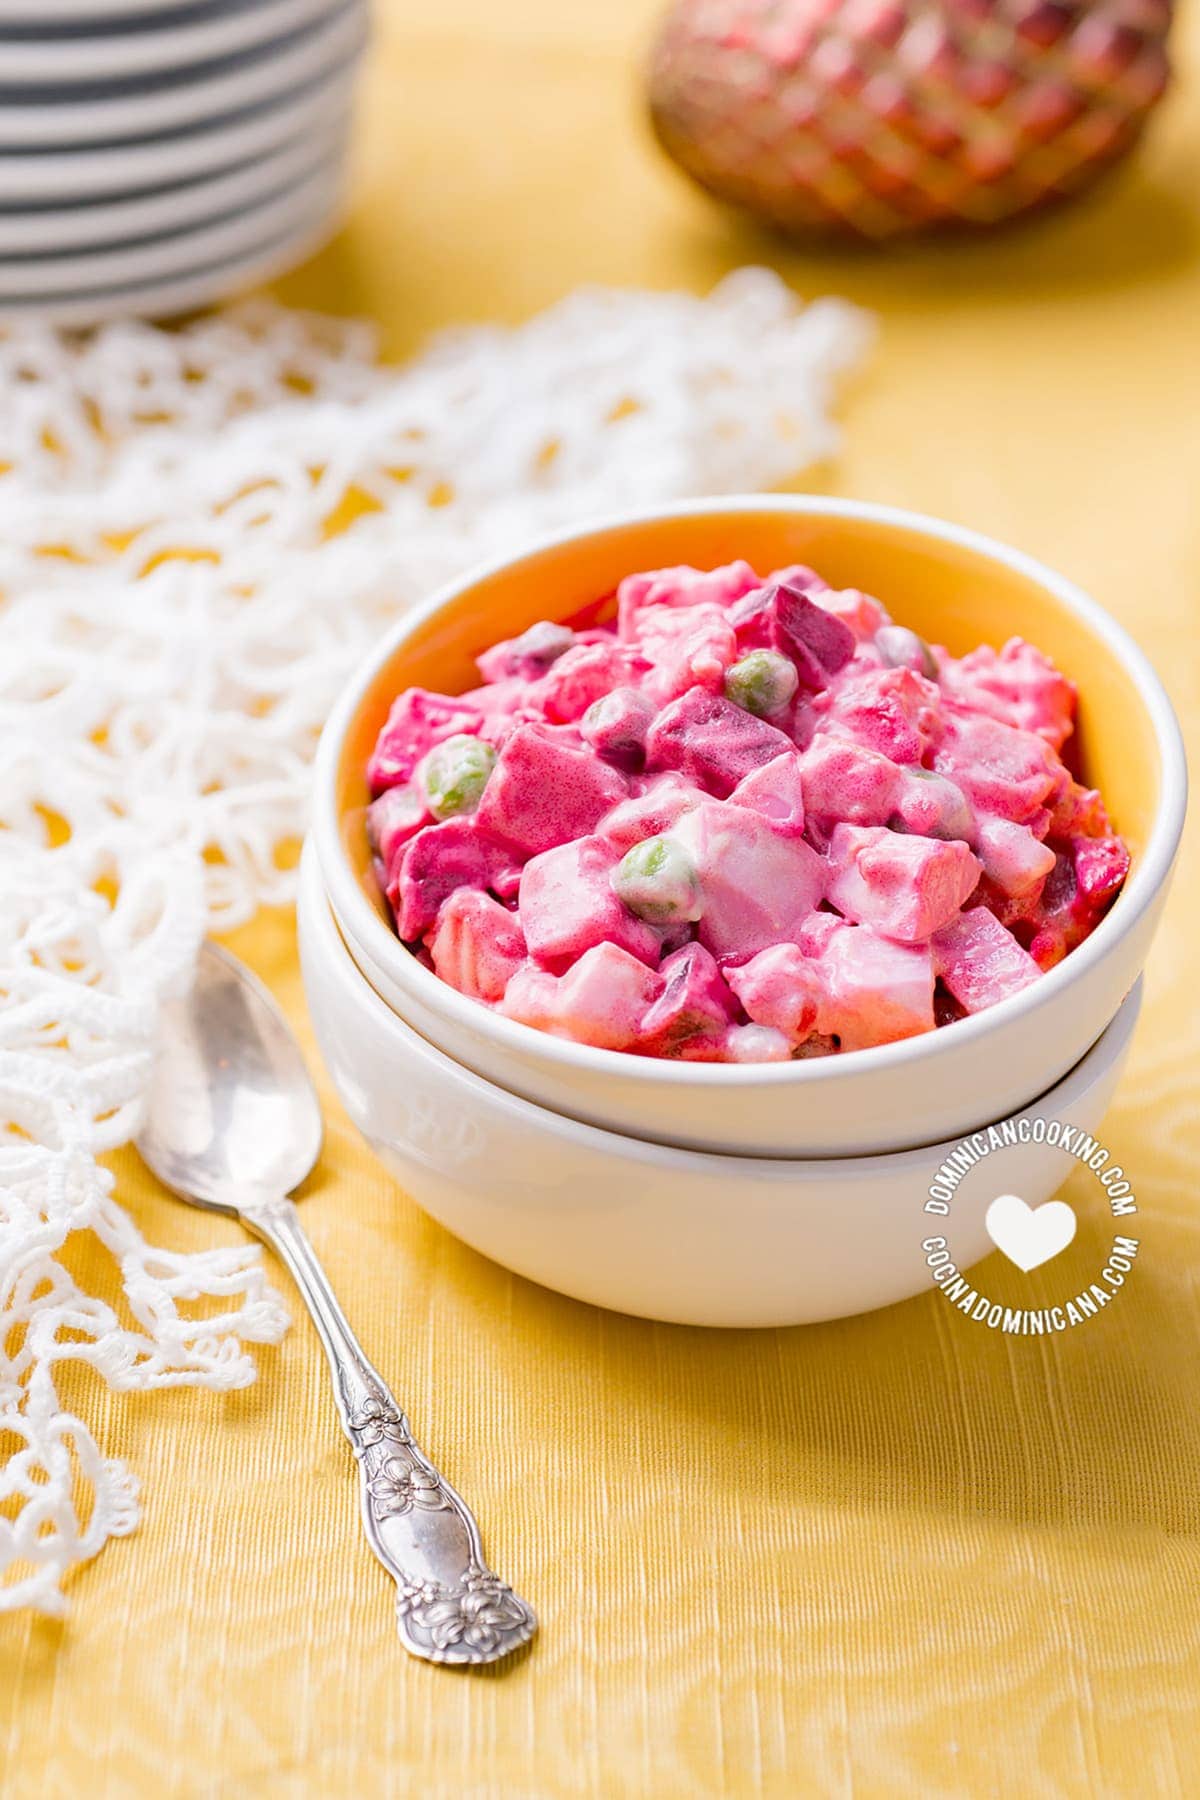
[0,269,870,1614]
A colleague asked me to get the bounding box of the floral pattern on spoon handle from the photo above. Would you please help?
[244,1196,536,1666]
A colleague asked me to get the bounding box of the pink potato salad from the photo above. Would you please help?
[365,562,1130,1062]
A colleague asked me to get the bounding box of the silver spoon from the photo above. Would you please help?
[136,940,536,1667]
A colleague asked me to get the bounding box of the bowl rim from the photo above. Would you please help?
[302,840,1145,1177]
[311,494,1187,1095]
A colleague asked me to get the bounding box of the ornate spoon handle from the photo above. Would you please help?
[242,1197,536,1666]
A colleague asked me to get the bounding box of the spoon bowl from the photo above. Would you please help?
[138,943,323,1215]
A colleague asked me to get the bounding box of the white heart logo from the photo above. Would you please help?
[985,1193,1076,1272]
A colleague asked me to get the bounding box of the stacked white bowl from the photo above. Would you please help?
[304,500,1187,1329]
[0,0,366,324]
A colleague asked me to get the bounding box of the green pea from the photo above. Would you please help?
[419,734,496,820]
[875,625,937,680]
[723,649,799,718]
[612,835,702,924]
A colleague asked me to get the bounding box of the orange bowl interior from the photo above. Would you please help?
[335,508,1160,929]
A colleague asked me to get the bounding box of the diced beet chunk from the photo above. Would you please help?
[798,737,904,829]
[811,585,887,642]
[1073,835,1130,913]
[726,943,820,1045]
[817,665,941,765]
[974,815,1056,897]
[1047,780,1110,839]
[490,860,522,902]
[475,724,627,857]
[367,784,430,872]
[729,925,934,1051]
[673,800,825,958]
[595,773,702,850]
[769,562,832,597]
[932,907,1042,1013]
[827,825,981,944]
[1026,834,1129,969]
[616,561,761,639]
[728,752,806,835]
[633,602,738,705]
[945,637,1076,749]
[815,926,935,1050]
[580,685,656,770]
[639,943,737,1053]
[392,817,519,940]
[501,943,663,1050]
[933,710,1064,824]
[368,688,485,792]
[645,686,793,798]
[429,889,526,1002]
[730,580,855,691]
[476,620,575,683]
[536,640,644,724]
[519,836,660,968]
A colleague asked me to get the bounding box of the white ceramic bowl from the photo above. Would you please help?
[312,498,1186,1158]
[299,844,1144,1327]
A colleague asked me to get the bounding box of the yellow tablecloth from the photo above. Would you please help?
[4,3,1199,1794]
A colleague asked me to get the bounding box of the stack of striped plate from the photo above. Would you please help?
[0,0,366,324]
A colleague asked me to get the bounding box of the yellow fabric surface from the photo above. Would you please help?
[4,1,1200,1792]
